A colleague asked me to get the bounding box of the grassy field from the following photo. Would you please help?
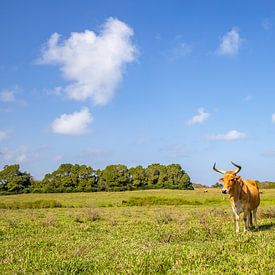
[0,189,274,274]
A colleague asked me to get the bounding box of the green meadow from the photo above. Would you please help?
[0,189,274,274]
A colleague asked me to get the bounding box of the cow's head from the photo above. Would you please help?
[213,162,242,194]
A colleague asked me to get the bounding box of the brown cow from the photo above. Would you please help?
[213,162,260,233]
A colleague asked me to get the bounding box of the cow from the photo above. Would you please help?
[213,162,260,233]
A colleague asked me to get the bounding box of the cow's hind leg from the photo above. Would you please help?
[252,208,259,230]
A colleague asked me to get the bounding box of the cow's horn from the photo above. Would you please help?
[231,161,241,174]
[213,163,226,174]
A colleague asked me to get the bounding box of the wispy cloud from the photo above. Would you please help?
[53,155,63,161]
[167,42,192,60]
[163,35,192,60]
[0,146,36,164]
[187,108,210,125]
[51,107,93,135]
[0,130,8,141]
[46,86,63,96]
[85,148,112,158]
[0,85,21,102]
[39,17,137,105]
[272,113,275,123]
[208,130,247,141]
[262,18,272,30]
[244,94,253,102]
[160,144,187,158]
[217,28,243,56]
[261,149,275,157]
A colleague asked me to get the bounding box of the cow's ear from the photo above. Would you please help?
[219,177,224,182]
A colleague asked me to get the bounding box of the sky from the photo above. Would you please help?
[1,0,275,185]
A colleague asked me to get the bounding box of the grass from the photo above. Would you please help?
[0,189,274,274]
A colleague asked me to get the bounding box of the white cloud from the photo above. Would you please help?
[217,28,243,56]
[187,108,210,125]
[0,130,8,141]
[39,17,137,105]
[51,107,93,135]
[272,113,275,123]
[208,130,247,141]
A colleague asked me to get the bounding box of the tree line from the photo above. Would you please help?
[0,163,193,194]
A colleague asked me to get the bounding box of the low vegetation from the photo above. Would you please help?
[258,181,275,189]
[0,189,274,273]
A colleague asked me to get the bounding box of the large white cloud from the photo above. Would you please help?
[40,17,137,105]
[187,108,210,125]
[51,107,93,135]
[217,28,243,56]
[208,130,247,141]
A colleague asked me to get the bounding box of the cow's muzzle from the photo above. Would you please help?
[222,189,228,194]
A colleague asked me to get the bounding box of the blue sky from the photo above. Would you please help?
[1,0,275,185]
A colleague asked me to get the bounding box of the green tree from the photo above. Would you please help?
[165,164,193,189]
[75,165,98,192]
[145,164,162,188]
[40,164,98,192]
[128,165,147,189]
[0,164,32,193]
[98,164,130,191]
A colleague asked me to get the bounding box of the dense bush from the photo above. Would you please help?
[0,163,193,194]
[0,200,62,209]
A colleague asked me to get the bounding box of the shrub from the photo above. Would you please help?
[0,200,62,209]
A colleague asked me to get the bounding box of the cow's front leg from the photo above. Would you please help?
[243,211,250,232]
[235,213,240,233]
[232,204,240,233]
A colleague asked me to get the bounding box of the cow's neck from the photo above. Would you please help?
[230,179,244,203]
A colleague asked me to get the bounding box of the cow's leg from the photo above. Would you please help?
[249,211,253,227]
[243,211,249,232]
[234,213,240,233]
[252,208,258,230]
[232,205,240,233]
